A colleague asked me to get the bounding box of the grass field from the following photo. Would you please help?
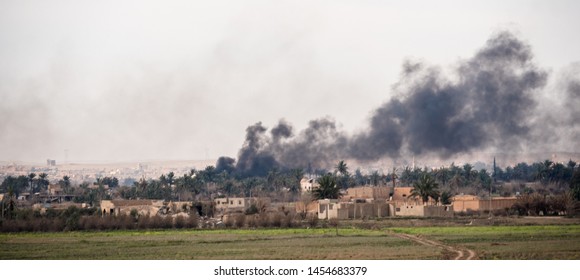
[391,224,580,259]
[2,222,580,260]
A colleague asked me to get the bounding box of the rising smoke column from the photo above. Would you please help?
[233,122,279,177]
[350,31,548,159]
[223,31,551,176]
[231,118,349,176]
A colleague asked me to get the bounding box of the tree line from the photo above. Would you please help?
[2,159,580,207]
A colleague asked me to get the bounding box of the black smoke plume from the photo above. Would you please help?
[220,31,563,177]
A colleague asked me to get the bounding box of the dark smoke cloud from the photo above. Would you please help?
[353,31,548,159]
[220,31,570,176]
[215,156,236,174]
[233,122,279,177]
[270,119,293,141]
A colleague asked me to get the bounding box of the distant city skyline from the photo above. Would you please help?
[1,1,579,163]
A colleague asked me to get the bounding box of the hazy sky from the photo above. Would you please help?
[1,0,579,163]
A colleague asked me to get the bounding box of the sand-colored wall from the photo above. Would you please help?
[453,196,517,212]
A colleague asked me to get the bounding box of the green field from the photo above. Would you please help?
[391,224,580,259]
[1,223,580,260]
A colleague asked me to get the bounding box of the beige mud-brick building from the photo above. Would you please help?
[317,199,394,219]
[343,186,390,201]
[317,199,349,219]
[391,187,437,207]
[214,197,271,214]
[295,200,319,215]
[452,195,518,212]
[396,205,453,217]
[100,200,165,217]
[48,184,63,195]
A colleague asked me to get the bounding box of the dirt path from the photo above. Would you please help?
[391,232,477,260]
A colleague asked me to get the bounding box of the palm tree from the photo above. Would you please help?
[391,168,398,188]
[4,185,16,219]
[267,168,281,192]
[335,160,348,176]
[410,174,440,205]
[440,191,453,205]
[335,161,350,189]
[60,175,71,194]
[433,167,450,186]
[534,159,554,184]
[28,173,36,194]
[462,164,476,185]
[134,177,148,196]
[38,173,49,193]
[312,173,341,200]
[167,172,175,187]
[400,166,413,185]
[570,168,580,201]
[289,168,304,197]
[370,171,381,186]
[450,174,464,194]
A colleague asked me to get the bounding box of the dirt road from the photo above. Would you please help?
[391,232,477,260]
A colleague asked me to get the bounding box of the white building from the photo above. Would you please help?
[300,177,319,193]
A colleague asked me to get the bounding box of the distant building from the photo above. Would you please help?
[48,184,62,196]
[100,199,165,217]
[343,186,390,201]
[39,184,76,203]
[300,177,319,193]
[317,199,394,220]
[46,159,56,166]
[214,197,271,214]
[395,205,453,217]
[452,195,518,212]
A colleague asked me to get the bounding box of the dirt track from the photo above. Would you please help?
[392,232,477,260]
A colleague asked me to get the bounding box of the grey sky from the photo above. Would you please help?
[1,0,579,163]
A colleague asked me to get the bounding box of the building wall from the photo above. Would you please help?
[48,184,63,195]
[424,205,454,217]
[391,187,426,205]
[318,199,349,219]
[318,200,336,219]
[215,197,248,211]
[477,198,518,211]
[396,205,453,217]
[100,200,163,217]
[300,178,319,193]
[100,200,115,214]
[345,186,390,201]
[350,203,392,218]
[453,196,517,212]
[452,199,480,212]
[295,201,319,214]
[214,197,271,214]
[396,204,424,216]
[168,201,192,213]
[317,200,393,219]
